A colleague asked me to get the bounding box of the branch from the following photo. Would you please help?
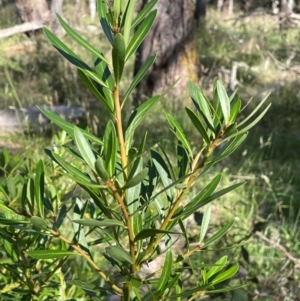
[255,231,300,268]
[0,21,45,39]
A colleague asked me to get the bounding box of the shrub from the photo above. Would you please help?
[0,0,270,300]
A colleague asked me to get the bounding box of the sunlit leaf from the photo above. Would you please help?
[123,0,137,45]
[206,256,227,279]
[166,114,193,158]
[125,10,157,61]
[56,14,110,66]
[216,80,230,124]
[199,204,211,243]
[157,250,173,292]
[98,0,114,45]
[204,220,235,246]
[211,264,239,285]
[131,0,158,28]
[27,250,75,259]
[74,126,96,172]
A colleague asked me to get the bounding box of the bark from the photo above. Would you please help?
[133,0,199,107]
[16,0,50,23]
[217,0,234,15]
[51,0,64,36]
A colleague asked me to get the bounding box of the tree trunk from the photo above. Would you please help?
[51,0,64,36]
[217,0,224,12]
[133,0,199,107]
[89,0,96,19]
[16,0,50,23]
[280,0,294,27]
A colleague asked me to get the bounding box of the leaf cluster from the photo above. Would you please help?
[0,1,270,300]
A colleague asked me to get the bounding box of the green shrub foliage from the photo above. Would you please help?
[0,0,270,300]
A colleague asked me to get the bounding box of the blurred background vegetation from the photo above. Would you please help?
[0,0,300,300]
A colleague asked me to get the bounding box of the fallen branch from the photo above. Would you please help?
[255,231,300,268]
[0,21,45,39]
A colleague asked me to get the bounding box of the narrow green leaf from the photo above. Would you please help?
[103,120,117,177]
[134,229,181,242]
[216,80,230,124]
[208,133,247,164]
[0,218,29,225]
[188,81,214,132]
[113,0,121,24]
[123,0,137,45]
[95,157,109,181]
[179,181,245,221]
[39,108,103,145]
[185,173,222,211]
[74,126,96,172]
[79,68,110,90]
[0,201,15,214]
[225,103,271,141]
[72,198,90,255]
[228,98,241,124]
[112,33,126,84]
[27,250,75,259]
[125,10,157,61]
[132,214,143,253]
[123,54,156,104]
[72,218,125,228]
[123,168,148,189]
[157,250,173,292]
[93,55,114,91]
[125,94,160,142]
[131,0,158,28]
[204,220,235,246]
[211,264,239,285]
[77,69,114,114]
[98,0,114,45]
[166,114,193,158]
[152,158,174,198]
[3,240,18,262]
[31,216,51,230]
[43,28,90,69]
[238,93,270,127]
[26,178,34,215]
[46,150,100,187]
[57,14,110,66]
[35,160,44,218]
[199,205,211,243]
[105,246,132,264]
[206,256,227,279]
[185,107,210,144]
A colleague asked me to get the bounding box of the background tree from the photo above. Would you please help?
[16,0,50,23]
[51,0,64,36]
[133,0,201,107]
